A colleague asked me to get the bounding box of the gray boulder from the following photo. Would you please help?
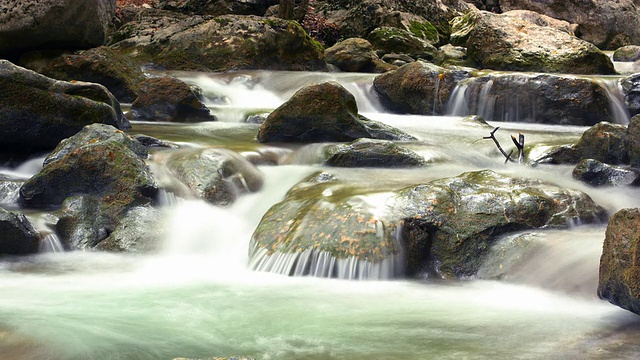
[324,38,378,72]
[94,206,164,252]
[324,138,426,167]
[0,60,128,152]
[466,10,616,74]
[257,81,416,143]
[599,208,640,316]
[128,77,216,122]
[622,73,640,118]
[0,0,116,57]
[500,0,640,50]
[572,159,640,187]
[0,208,40,255]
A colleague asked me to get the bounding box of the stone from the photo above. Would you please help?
[614,45,640,62]
[157,0,270,16]
[622,73,640,117]
[324,38,378,72]
[257,81,416,143]
[573,122,629,165]
[572,159,640,187]
[0,208,40,255]
[324,138,427,168]
[627,115,640,167]
[367,27,438,60]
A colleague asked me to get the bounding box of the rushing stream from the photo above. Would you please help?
[1,70,640,359]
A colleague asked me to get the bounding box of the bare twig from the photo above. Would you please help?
[483,127,525,164]
[483,127,514,162]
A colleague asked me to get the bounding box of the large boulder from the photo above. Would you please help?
[164,148,264,206]
[249,169,606,279]
[573,122,629,165]
[128,77,216,122]
[257,81,416,143]
[0,208,40,255]
[598,208,640,315]
[500,0,640,50]
[466,10,616,74]
[19,124,157,208]
[324,38,378,72]
[324,138,427,167]
[373,61,473,115]
[111,14,325,71]
[453,73,615,126]
[0,60,128,153]
[0,0,116,58]
[19,46,146,103]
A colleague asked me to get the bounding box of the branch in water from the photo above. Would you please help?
[483,127,525,164]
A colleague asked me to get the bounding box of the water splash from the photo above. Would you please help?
[39,233,64,253]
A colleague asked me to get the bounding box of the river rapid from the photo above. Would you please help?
[1,70,640,360]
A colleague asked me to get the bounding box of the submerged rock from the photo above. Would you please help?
[599,208,640,316]
[572,159,640,187]
[111,14,325,71]
[165,148,263,206]
[19,46,146,103]
[128,77,216,122]
[257,81,416,143]
[0,60,128,152]
[0,0,116,57]
[373,61,473,115]
[324,139,426,168]
[0,208,40,255]
[249,169,606,280]
[466,10,616,74]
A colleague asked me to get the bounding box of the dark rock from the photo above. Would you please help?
[0,0,116,57]
[367,27,438,60]
[324,38,378,72]
[500,0,640,50]
[94,206,163,252]
[622,73,640,117]
[572,159,640,187]
[614,45,640,62]
[598,208,640,315]
[133,134,179,149]
[0,60,128,152]
[157,0,271,16]
[19,46,146,103]
[373,61,473,115]
[56,196,111,249]
[165,148,263,206]
[466,10,616,74]
[128,77,216,122]
[324,139,426,167]
[111,14,325,71]
[0,208,40,255]
[573,122,629,165]
[627,115,640,167]
[257,81,416,143]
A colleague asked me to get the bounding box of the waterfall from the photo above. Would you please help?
[596,77,631,124]
[39,233,64,253]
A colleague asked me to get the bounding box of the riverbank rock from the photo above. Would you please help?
[0,0,116,58]
[598,208,640,315]
[457,74,614,126]
[373,61,473,115]
[18,46,146,103]
[324,138,426,167]
[249,169,606,280]
[111,13,325,71]
[165,148,263,206]
[157,0,270,16]
[0,60,128,153]
[466,10,616,74]
[257,82,416,143]
[397,170,607,278]
[500,0,640,50]
[572,159,640,187]
[128,77,216,122]
[0,208,40,255]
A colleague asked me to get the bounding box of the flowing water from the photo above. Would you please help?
[1,71,640,360]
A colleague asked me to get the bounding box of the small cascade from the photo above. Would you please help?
[156,189,182,207]
[595,77,631,124]
[446,81,470,116]
[39,233,64,253]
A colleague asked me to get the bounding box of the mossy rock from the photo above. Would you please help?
[324,138,426,168]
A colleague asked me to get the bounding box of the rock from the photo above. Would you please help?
[376,12,442,46]
[373,61,473,115]
[94,206,163,252]
[18,46,146,103]
[324,138,427,167]
[500,0,640,50]
[466,10,616,74]
[257,81,416,143]
[434,44,472,67]
[19,124,157,208]
[614,45,640,62]
[457,73,614,126]
[397,170,607,278]
[173,357,255,360]
[0,60,128,152]
[627,115,640,167]
[572,159,640,187]
[367,27,438,60]
[449,10,480,46]
[0,180,22,205]
[111,14,325,71]
[133,134,179,149]
[381,53,415,67]
[165,148,263,206]
[573,122,629,165]
[56,196,112,249]
[0,208,40,255]
[157,0,270,16]
[622,73,640,117]
[598,208,640,315]
[0,0,116,57]
[323,38,378,72]
[128,77,216,122]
